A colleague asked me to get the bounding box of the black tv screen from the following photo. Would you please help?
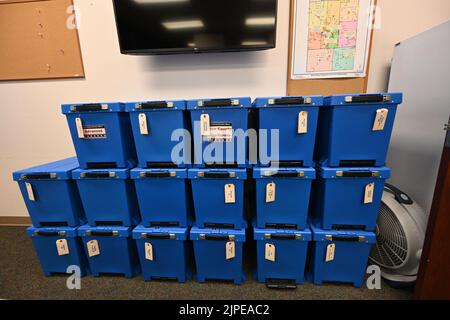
[112,0,278,55]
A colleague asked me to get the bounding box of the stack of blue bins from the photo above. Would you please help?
[310,93,403,287]
[252,96,322,288]
[187,97,252,285]
[62,102,141,278]
[13,158,89,277]
[126,99,193,282]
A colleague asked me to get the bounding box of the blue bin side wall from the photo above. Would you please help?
[135,238,192,281]
[312,177,386,231]
[258,106,319,167]
[254,178,312,230]
[255,239,308,284]
[81,236,140,277]
[190,108,249,167]
[191,179,246,228]
[315,104,398,166]
[118,112,137,167]
[17,180,85,227]
[129,110,189,167]
[65,112,136,169]
[311,241,372,287]
[77,179,140,226]
[193,240,244,283]
[30,236,89,276]
[134,179,191,227]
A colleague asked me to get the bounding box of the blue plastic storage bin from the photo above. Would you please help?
[62,102,136,169]
[187,97,252,167]
[316,93,402,167]
[253,96,322,167]
[253,167,315,230]
[27,226,89,277]
[190,227,246,285]
[254,228,311,285]
[72,168,140,227]
[132,225,192,282]
[310,225,376,287]
[131,168,192,227]
[126,100,190,168]
[78,225,140,278]
[189,168,247,229]
[311,166,390,231]
[13,158,85,227]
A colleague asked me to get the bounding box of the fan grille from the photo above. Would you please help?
[369,202,408,268]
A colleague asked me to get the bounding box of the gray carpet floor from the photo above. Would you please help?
[0,226,412,300]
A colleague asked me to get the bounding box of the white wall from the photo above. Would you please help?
[368,0,450,92]
[1,0,450,217]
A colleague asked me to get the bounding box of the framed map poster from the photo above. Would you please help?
[291,0,374,79]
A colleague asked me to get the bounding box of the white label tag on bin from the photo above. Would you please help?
[139,113,149,135]
[56,239,70,256]
[75,117,85,139]
[364,182,375,204]
[87,240,100,257]
[224,184,236,204]
[145,242,153,261]
[25,182,35,201]
[325,243,335,262]
[265,243,276,262]
[226,241,235,260]
[298,111,308,134]
[266,182,276,203]
[372,108,389,131]
[200,114,210,136]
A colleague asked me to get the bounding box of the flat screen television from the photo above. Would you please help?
[112,0,278,55]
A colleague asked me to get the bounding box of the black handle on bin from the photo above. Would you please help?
[83,172,112,178]
[35,231,61,237]
[273,98,305,105]
[270,172,301,178]
[203,99,232,107]
[384,183,414,205]
[88,231,116,237]
[142,233,172,240]
[72,103,105,111]
[142,172,172,178]
[204,235,231,241]
[139,101,168,109]
[202,172,233,179]
[269,234,297,240]
[346,94,385,103]
[23,173,53,180]
[329,235,360,242]
[340,171,373,178]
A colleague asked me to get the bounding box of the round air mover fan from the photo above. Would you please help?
[369,184,428,287]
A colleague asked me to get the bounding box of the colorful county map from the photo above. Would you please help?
[307,0,359,72]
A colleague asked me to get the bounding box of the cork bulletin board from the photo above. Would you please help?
[287,0,376,96]
[0,0,84,81]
